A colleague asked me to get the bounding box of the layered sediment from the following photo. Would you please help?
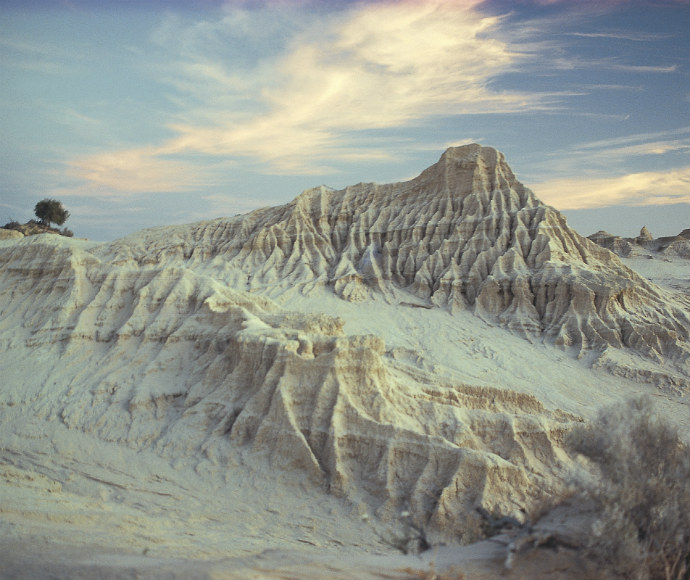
[1,144,688,541]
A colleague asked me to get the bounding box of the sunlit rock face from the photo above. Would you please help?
[1,144,688,543]
[103,144,690,364]
[0,230,575,541]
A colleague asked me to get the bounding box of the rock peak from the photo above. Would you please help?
[99,145,689,367]
[638,226,653,241]
[435,143,504,169]
[441,142,497,158]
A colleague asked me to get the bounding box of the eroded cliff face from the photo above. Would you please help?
[102,144,690,364]
[589,227,690,260]
[1,144,688,543]
[0,233,574,540]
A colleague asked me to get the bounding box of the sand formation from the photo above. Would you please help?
[589,226,690,259]
[103,144,690,363]
[1,144,689,548]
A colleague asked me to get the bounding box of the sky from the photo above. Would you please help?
[1,0,688,242]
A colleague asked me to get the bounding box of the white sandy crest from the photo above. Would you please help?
[1,145,688,579]
[2,232,687,579]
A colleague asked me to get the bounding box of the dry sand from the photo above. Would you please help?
[1,145,688,579]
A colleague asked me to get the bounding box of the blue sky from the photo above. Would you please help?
[1,0,688,241]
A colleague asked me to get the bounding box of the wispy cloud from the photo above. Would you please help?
[533,168,690,210]
[499,3,683,77]
[571,128,690,155]
[580,83,643,91]
[65,0,555,193]
[528,128,690,209]
[608,63,677,74]
[63,147,205,197]
[526,129,690,179]
[567,31,672,41]
[548,55,677,74]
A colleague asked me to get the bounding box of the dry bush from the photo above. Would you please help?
[567,395,690,580]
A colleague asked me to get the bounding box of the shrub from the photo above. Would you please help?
[360,511,430,555]
[567,396,690,580]
[34,198,70,227]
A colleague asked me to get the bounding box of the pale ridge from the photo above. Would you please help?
[0,234,574,538]
[102,144,690,365]
[1,143,689,548]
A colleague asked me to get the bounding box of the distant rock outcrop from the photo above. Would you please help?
[636,226,652,242]
[589,226,690,260]
[587,230,635,257]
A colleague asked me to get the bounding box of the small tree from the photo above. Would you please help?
[34,199,70,228]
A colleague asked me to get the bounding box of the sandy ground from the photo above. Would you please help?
[0,412,606,580]
[1,227,687,579]
[0,524,599,580]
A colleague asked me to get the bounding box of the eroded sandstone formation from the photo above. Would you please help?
[102,144,690,363]
[589,227,690,260]
[1,144,688,542]
[0,233,574,540]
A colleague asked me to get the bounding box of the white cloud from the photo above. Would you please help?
[533,168,690,210]
[571,129,690,154]
[65,0,552,192]
[567,31,672,41]
[522,129,690,181]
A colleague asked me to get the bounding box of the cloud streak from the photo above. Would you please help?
[569,129,690,154]
[63,147,205,197]
[527,128,690,210]
[566,31,672,41]
[533,168,690,210]
[66,0,553,192]
[524,129,690,179]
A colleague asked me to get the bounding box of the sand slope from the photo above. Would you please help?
[1,144,688,578]
[100,145,690,365]
[0,232,576,541]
